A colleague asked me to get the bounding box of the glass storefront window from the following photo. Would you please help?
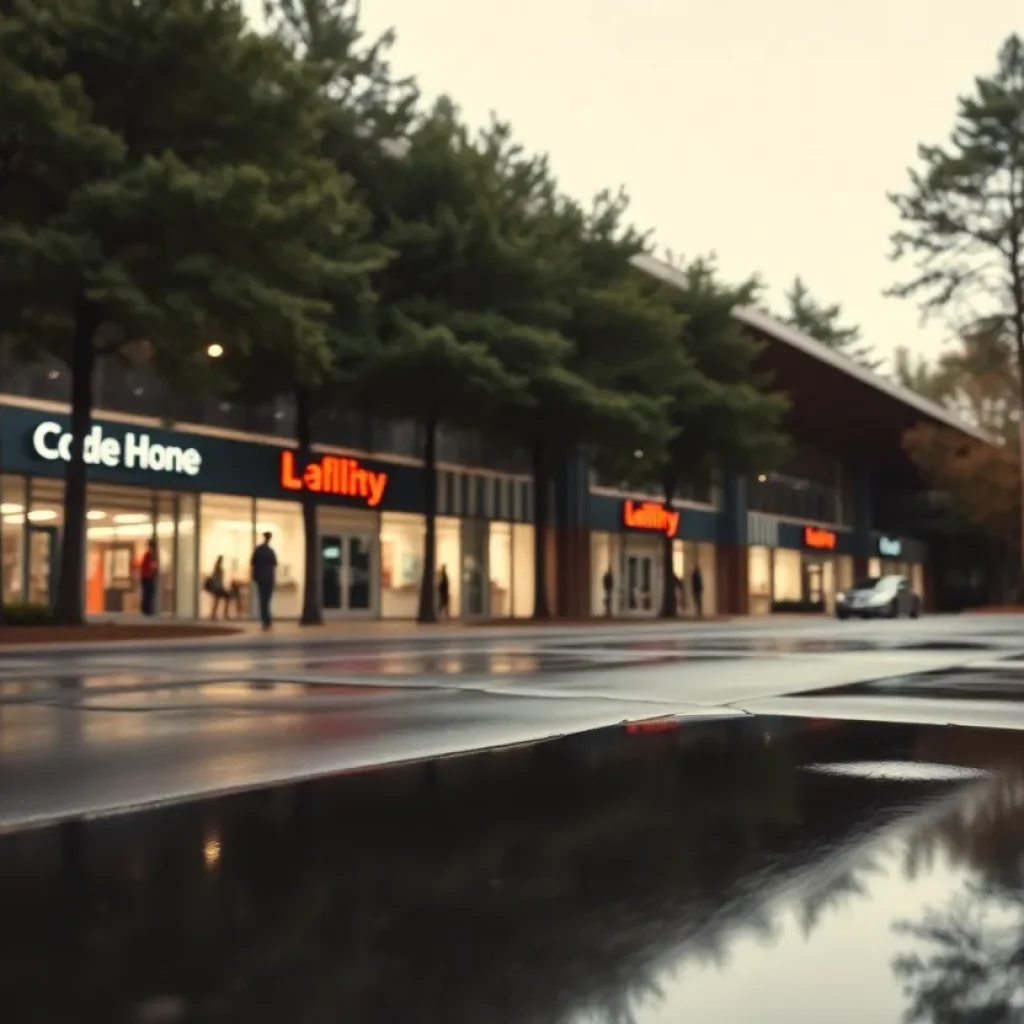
[912,563,924,599]
[200,495,254,619]
[591,532,614,616]
[773,549,802,603]
[156,493,175,616]
[1,476,25,603]
[176,494,198,618]
[837,555,854,593]
[436,517,460,617]
[83,483,158,615]
[255,499,304,621]
[461,520,487,617]
[489,523,513,618]
[512,523,534,618]
[749,546,771,616]
[381,512,423,619]
[698,542,717,616]
[28,478,66,607]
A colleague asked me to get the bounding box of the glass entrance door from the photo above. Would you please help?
[321,536,343,611]
[804,557,826,608]
[27,526,58,606]
[627,554,653,612]
[320,533,374,614]
[346,536,371,612]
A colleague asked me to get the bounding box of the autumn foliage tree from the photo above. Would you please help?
[902,422,1020,561]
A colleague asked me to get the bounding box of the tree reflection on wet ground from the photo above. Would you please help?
[5,716,1024,1022]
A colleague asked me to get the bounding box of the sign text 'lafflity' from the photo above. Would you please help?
[32,421,202,476]
[280,450,388,507]
[622,500,679,538]
[803,526,837,550]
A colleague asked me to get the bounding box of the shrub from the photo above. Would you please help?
[3,602,55,626]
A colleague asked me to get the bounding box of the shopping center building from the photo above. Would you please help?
[0,257,990,621]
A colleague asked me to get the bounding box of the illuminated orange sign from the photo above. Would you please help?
[804,526,837,550]
[622,500,679,538]
[280,451,388,507]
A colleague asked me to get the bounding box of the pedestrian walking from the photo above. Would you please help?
[602,567,614,616]
[691,564,704,618]
[438,565,451,618]
[139,539,158,616]
[251,532,278,630]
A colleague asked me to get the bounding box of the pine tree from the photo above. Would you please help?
[784,277,880,370]
[0,0,364,624]
[650,257,790,617]
[888,33,1024,580]
[239,0,412,626]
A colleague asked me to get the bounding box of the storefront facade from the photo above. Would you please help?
[746,516,856,615]
[868,532,926,599]
[0,403,535,621]
[588,494,719,617]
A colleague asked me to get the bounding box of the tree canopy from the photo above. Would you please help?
[0,0,798,625]
[0,0,365,623]
[889,33,1024,571]
[646,258,789,616]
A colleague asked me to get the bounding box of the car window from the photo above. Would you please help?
[850,578,881,590]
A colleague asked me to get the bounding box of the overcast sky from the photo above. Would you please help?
[244,0,1023,370]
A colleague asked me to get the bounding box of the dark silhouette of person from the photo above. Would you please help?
[691,564,704,618]
[602,567,614,616]
[205,555,237,620]
[251,532,278,630]
[139,538,158,616]
[438,565,451,618]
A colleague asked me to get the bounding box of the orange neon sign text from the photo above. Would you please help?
[804,526,837,550]
[622,500,679,538]
[280,450,388,507]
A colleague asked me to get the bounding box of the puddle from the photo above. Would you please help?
[4,717,1024,1021]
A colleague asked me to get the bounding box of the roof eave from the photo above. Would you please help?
[630,253,995,447]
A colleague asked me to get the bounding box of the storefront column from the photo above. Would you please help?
[716,472,748,615]
[553,450,591,618]
[851,464,872,579]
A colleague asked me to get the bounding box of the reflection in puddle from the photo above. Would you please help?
[805,761,994,782]
[4,719,1024,1022]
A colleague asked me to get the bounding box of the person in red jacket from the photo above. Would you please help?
[139,539,159,617]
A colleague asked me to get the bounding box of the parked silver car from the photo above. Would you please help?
[835,574,921,620]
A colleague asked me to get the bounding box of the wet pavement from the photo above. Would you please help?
[6,615,1024,831]
[5,714,1024,1022]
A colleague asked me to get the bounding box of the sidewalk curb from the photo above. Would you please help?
[0,617,743,657]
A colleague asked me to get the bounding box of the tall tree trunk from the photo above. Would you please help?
[296,384,322,626]
[0,428,5,625]
[417,418,438,624]
[53,304,98,625]
[531,441,551,619]
[659,475,677,618]
[1011,258,1024,605]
